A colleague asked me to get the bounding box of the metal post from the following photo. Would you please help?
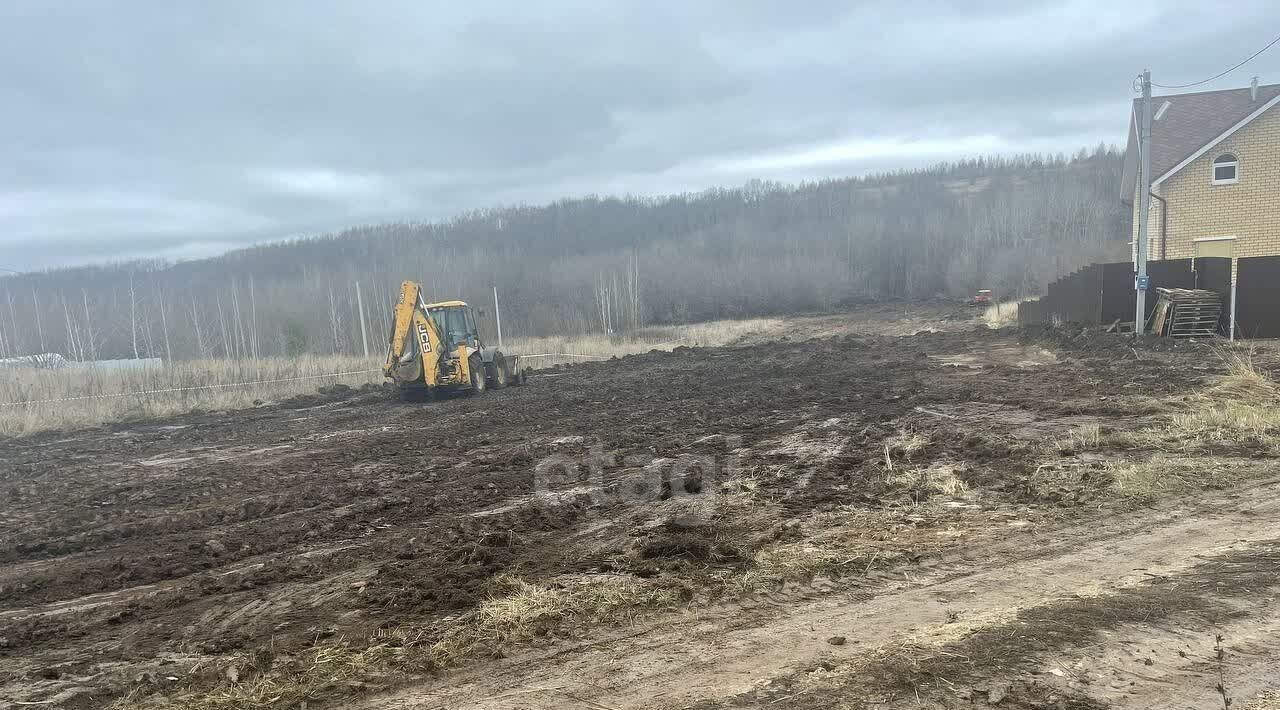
[1230,279,1237,341]
[493,285,503,350]
[1135,70,1153,335]
[355,281,370,358]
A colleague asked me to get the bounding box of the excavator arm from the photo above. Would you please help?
[383,280,447,387]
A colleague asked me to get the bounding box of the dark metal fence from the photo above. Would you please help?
[1195,257,1234,335]
[1235,256,1280,338]
[1098,259,1200,325]
[1020,257,1241,333]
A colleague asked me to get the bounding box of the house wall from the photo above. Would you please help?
[1145,105,1280,263]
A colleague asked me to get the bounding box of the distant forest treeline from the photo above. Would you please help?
[0,146,1128,361]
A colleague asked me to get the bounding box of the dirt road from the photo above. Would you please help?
[2,316,1277,709]
[357,476,1280,709]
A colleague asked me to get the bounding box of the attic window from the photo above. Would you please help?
[1213,154,1239,185]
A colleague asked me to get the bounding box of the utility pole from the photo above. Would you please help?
[355,281,370,358]
[492,285,503,350]
[1135,69,1153,335]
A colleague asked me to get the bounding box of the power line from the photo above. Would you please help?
[1153,33,1280,89]
[0,265,22,275]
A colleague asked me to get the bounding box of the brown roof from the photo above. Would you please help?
[1121,83,1280,201]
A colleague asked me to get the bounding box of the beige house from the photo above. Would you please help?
[1122,81,1280,265]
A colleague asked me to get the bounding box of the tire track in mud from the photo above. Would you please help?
[737,542,1280,706]
[732,540,1280,709]
[352,475,1280,710]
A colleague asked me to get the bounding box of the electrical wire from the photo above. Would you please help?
[1152,33,1280,89]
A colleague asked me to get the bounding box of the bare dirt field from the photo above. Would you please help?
[3,307,1279,710]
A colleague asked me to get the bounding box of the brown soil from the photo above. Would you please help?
[0,311,1269,709]
[358,477,1280,710]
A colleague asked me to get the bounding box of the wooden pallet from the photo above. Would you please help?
[1148,288,1222,338]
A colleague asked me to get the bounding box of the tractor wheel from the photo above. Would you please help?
[469,357,487,394]
[490,359,509,389]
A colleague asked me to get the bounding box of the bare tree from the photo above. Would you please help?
[190,296,207,359]
[5,290,20,356]
[248,275,259,359]
[140,287,157,359]
[60,292,83,361]
[81,289,98,361]
[156,284,173,363]
[128,274,141,359]
[355,280,370,358]
[376,287,391,349]
[32,288,46,354]
[626,250,642,331]
[230,281,247,360]
[327,284,343,354]
[0,297,8,358]
[215,293,232,358]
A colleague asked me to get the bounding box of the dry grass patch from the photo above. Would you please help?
[1212,349,1280,403]
[668,316,787,346]
[879,433,971,499]
[1106,454,1243,500]
[881,431,930,470]
[506,317,786,368]
[1163,402,1280,452]
[1036,350,1280,503]
[981,299,1028,329]
[739,507,993,588]
[1052,423,1103,454]
[887,462,972,500]
[0,354,382,437]
[429,573,681,664]
[127,641,408,710]
[1140,351,1280,456]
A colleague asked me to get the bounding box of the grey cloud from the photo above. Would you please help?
[2,0,1278,269]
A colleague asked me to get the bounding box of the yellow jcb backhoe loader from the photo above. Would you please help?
[383,281,525,400]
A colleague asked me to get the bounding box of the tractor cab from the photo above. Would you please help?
[425,300,480,349]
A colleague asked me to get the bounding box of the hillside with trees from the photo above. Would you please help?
[0,146,1128,361]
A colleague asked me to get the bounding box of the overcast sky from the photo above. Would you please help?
[2,1,1278,271]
